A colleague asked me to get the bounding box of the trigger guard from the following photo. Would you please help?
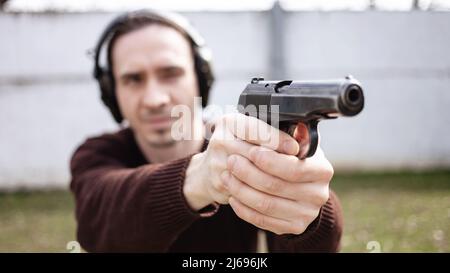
[304,120,319,158]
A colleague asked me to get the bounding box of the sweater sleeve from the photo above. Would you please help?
[69,134,216,252]
[266,190,343,252]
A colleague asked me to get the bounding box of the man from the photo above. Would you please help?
[70,10,343,252]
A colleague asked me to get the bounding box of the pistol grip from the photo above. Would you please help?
[280,120,319,159]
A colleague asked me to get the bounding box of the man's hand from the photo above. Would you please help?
[184,114,334,236]
[224,123,334,235]
[184,113,299,211]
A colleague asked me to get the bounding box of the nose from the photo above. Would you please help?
[141,79,171,109]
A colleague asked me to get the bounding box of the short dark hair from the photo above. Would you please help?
[106,16,194,81]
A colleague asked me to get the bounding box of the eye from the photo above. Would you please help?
[160,67,184,80]
[122,73,143,86]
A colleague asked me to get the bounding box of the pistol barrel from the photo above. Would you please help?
[238,76,364,121]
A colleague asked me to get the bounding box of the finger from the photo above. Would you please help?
[293,123,310,159]
[210,121,271,160]
[228,196,305,235]
[221,136,255,160]
[225,113,299,155]
[227,154,332,207]
[246,146,333,183]
[226,153,297,200]
[209,130,259,162]
[222,169,306,220]
[219,139,308,186]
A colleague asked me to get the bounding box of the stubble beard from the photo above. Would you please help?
[146,129,177,148]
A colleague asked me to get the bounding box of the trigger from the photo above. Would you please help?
[287,124,297,137]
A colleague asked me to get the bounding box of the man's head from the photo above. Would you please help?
[93,10,214,147]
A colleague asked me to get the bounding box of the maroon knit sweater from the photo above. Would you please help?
[70,128,343,252]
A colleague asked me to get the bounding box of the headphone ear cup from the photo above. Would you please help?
[194,51,214,108]
[98,70,123,123]
[98,71,113,108]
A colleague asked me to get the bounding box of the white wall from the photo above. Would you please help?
[1,11,449,190]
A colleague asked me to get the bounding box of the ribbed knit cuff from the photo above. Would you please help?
[290,197,335,246]
[143,155,217,236]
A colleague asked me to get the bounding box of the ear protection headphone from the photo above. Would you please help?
[93,9,215,123]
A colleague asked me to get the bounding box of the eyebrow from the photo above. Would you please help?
[119,64,185,76]
[119,70,143,81]
[157,65,184,74]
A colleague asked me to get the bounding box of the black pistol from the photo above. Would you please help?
[237,75,364,158]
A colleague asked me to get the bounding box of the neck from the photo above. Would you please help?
[135,119,205,164]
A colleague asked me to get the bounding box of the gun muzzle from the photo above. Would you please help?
[339,83,364,116]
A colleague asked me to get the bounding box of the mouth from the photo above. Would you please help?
[143,116,176,130]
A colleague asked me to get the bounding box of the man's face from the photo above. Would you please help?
[112,24,199,147]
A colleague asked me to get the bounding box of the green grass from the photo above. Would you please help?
[333,171,450,252]
[0,191,76,252]
[0,171,449,252]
